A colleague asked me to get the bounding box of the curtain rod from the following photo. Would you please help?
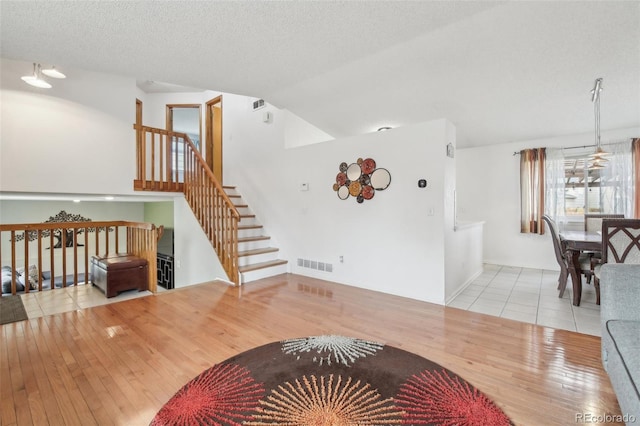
[512,140,628,156]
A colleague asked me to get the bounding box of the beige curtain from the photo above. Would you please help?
[634,138,640,218]
[520,148,546,234]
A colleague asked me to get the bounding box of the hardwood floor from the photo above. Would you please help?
[1,273,620,425]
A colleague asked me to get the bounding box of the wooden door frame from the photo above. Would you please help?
[136,99,142,126]
[205,96,223,183]
[136,99,143,181]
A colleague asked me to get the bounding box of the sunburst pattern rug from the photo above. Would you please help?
[151,335,513,425]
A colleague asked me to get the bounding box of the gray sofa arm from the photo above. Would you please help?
[600,264,640,324]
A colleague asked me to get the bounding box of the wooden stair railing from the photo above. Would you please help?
[133,125,240,285]
[133,125,184,192]
[0,221,158,295]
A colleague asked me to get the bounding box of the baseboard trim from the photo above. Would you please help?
[214,277,235,286]
[445,268,483,305]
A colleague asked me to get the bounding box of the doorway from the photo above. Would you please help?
[166,104,201,183]
[166,104,202,150]
[205,96,223,183]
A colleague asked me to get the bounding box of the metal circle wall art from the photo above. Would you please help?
[370,168,391,190]
[333,157,391,203]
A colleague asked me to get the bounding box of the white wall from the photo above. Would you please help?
[445,222,484,302]
[225,111,456,304]
[282,109,334,148]
[0,200,144,225]
[442,121,484,300]
[220,101,483,304]
[456,126,640,271]
[0,59,137,195]
[173,197,229,286]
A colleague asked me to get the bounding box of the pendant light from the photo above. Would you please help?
[588,78,608,169]
[21,63,52,88]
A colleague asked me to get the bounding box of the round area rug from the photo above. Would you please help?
[151,335,513,426]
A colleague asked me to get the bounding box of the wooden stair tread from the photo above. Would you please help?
[234,204,249,208]
[228,194,241,198]
[238,247,279,257]
[223,185,236,189]
[238,236,270,243]
[239,224,263,230]
[239,259,288,273]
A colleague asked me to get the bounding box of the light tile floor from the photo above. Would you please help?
[447,264,601,336]
[21,283,158,319]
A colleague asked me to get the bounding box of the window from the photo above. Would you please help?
[547,141,634,230]
[528,140,637,233]
[563,155,606,217]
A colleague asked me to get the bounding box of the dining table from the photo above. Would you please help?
[558,230,602,306]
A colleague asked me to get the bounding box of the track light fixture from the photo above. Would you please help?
[21,63,51,88]
[21,63,66,88]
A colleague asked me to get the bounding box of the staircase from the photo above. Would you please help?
[224,186,288,283]
[134,124,288,286]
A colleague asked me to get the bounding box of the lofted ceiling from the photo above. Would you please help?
[1,1,638,148]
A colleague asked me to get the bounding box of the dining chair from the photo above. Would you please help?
[584,214,625,292]
[584,213,625,232]
[542,215,593,298]
[594,218,640,304]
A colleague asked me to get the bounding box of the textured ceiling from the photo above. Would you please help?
[1,1,638,148]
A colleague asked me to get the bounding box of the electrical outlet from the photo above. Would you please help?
[339,255,344,263]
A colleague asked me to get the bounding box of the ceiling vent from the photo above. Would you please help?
[252,99,265,111]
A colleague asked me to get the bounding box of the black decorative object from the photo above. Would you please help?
[333,158,391,203]
[157,253,175,290]
[11,210,112,249]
